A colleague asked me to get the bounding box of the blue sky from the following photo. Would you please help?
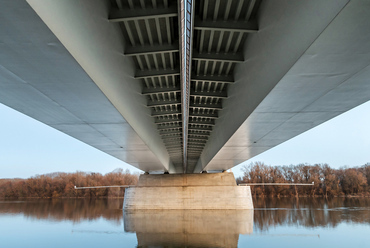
[0,101,369,179]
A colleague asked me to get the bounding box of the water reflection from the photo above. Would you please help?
[253,197,370,231]
[1,198,370,231]
[124,210,253,247]
[0,199,123,224]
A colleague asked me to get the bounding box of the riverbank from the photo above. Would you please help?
[1,194,370,200]
[2,162,370,198]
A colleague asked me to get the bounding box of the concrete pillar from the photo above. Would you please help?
[123,172,253,210]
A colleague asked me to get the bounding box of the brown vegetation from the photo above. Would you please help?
[1,162,369,198]
[0,169,139,198]
[237,162,370,197]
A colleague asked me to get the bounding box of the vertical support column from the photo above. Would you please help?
[180,0,194,173]
[123,173,254,210]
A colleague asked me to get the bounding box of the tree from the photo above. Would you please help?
[341,168,367,194]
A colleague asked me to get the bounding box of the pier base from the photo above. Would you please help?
[124,209,253,247]
[123,172,253,210]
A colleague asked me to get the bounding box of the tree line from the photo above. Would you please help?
[237,162,370,197]
[0,168,139,198]
[1,162,370,198]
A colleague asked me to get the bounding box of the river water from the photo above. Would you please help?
[0,198,369,247]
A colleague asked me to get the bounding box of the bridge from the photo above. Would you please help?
[1,0,370,209]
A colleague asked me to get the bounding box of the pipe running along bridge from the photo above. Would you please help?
[1,0,370,209]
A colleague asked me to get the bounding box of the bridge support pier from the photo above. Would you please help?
[123,172,253,210]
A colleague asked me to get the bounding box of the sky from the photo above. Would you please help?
[0,101,370,179]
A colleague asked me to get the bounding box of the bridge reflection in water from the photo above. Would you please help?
[2,198,370,247]
[123,210,253,247]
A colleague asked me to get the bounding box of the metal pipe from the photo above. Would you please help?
[74,185,133,189]
[238,182,314,186]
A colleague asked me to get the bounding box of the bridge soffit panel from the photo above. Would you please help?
[197,0,370,173]
[26,0,178,173]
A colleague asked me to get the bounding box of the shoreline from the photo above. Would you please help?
[1,195,370,200]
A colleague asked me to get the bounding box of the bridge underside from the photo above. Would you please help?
[1,0,370,174]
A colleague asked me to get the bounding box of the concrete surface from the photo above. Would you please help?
[123,172,253,210]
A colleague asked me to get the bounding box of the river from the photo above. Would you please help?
[0,197,369,247]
